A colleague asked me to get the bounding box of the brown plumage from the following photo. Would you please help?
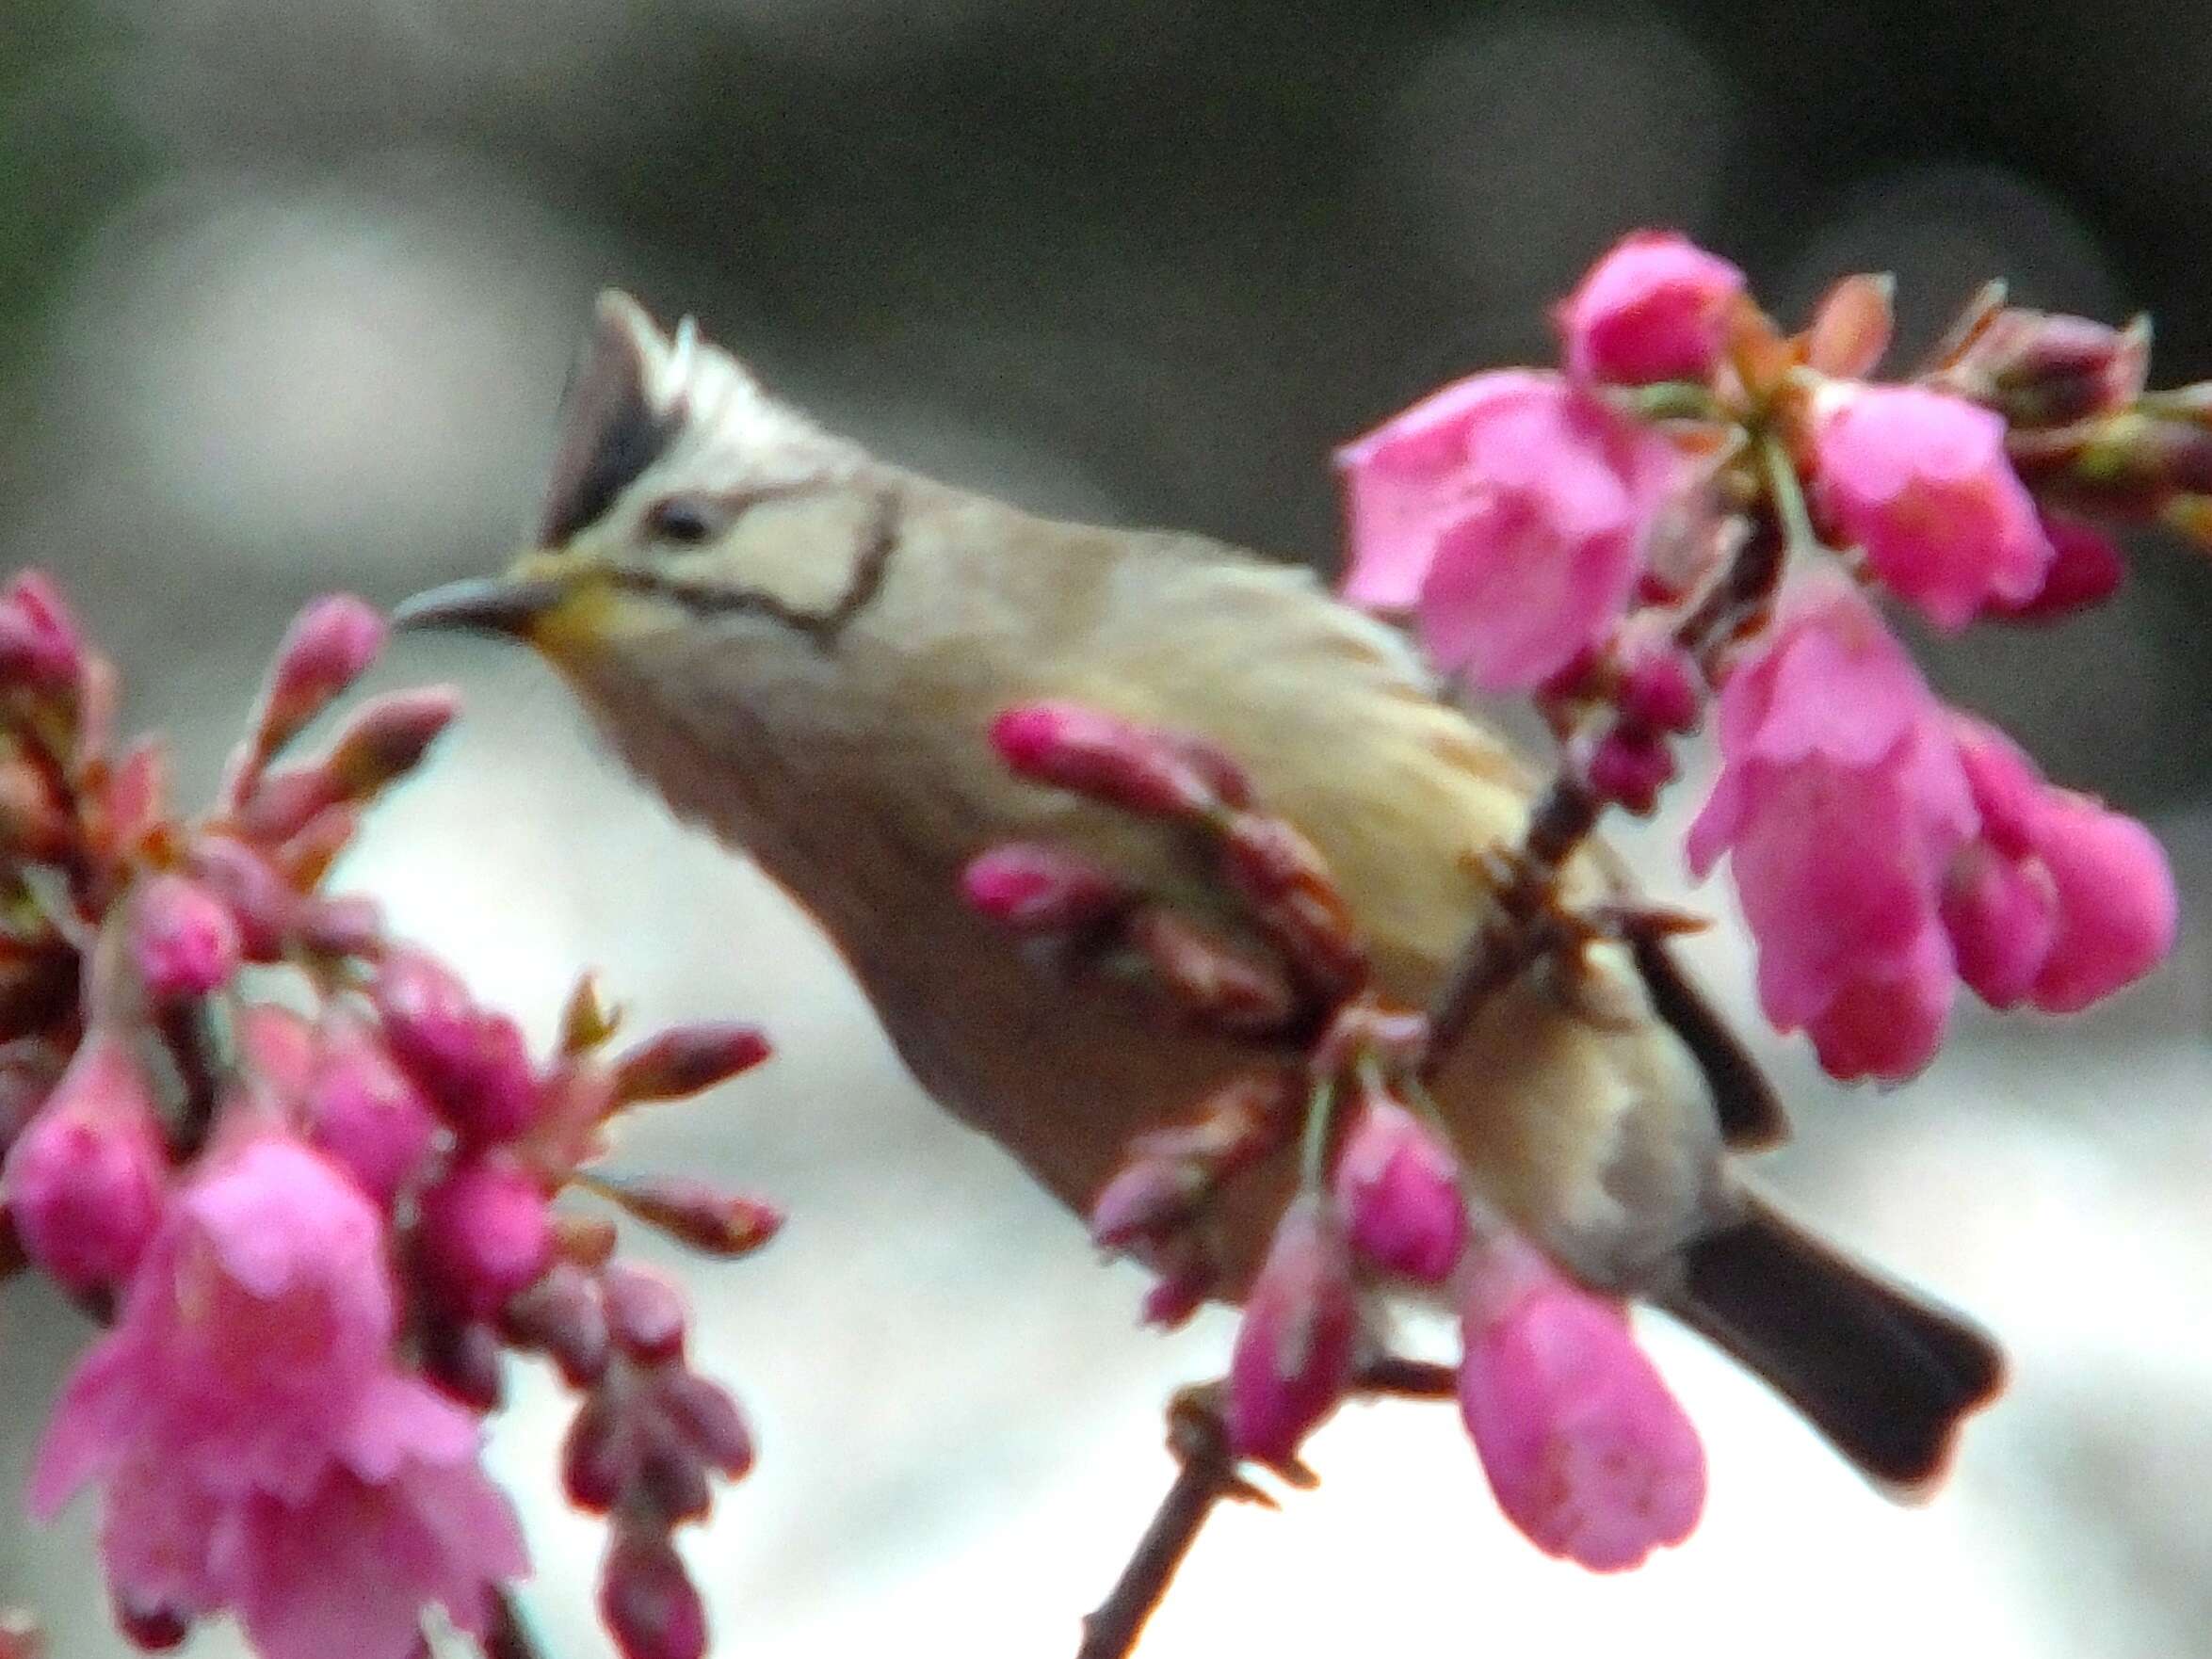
[396,293,2002,1491]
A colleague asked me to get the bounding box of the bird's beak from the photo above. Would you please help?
[391,574,571,640]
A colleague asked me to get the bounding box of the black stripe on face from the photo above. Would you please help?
[609,487,902,650]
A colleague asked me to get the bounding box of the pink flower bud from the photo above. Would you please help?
[1090,1156,1207,1251]
[0,759,72,862]
[1331,1095,1466,1284]
[0,572,84,694]
[186,837,293,960]
[424,1315,507,1411]
[1939,844,2058,1009]
[1162,733,1254,809]
[654,1371,756,1480]
[372,950,540,1144]
[2024,788,2178,1014]
[112,1597,187,1652]
[592,1174,783,1258]
[1458,1241,1705,1571]
[1802,272,1896,379]
[292,894,384,958]
[636,1429,713,1524]
[1556,231,1746,386]
[252,595,386,760]
[305,1016,440,1208]
[1,1032,166,1293]
[1122,907,1299,1035]
[600,1527,708,1659]
[1950,309,2148,428]
[1613,636,1702,733]
[128,875,241,1002]
[416,1154,555,1318]
[602,1262,689,1365]
[503,1261,612,1388]
[327,686,460,796]
[1583,726,1676,814]
[1987,516,2125,623]
[564,1389,631,1512]
[1810,384,2054,630]
[1217,813,1367,994]
[0,1609,44,1659]
[98,740,168,862]
[989,702,1219,818]
[1947,717,2177,1014]
[1225,1195,1360,1468]
[236,1004,315,1095]
[1140,1257,1215,1329]
[609,1023,773,1104]
[232,764,342,845]
[1336,371,1684,690]
[961,843,1129,930]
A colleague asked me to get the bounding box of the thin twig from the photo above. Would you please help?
[481,1588,548,1659]
[1077,1384,1251,1659]
[1076,1357,1458,1659]
[1425,496,1789,1079]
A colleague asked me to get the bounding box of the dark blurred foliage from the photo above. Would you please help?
[6,0,2212,805]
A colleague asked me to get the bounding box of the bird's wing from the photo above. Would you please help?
[1058,527,1788,1150]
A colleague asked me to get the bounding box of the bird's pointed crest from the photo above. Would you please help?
[535,291,856,547]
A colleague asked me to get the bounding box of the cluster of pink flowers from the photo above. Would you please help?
[1337,230,2180,1080]
[0,578,779,1659]
[969,705,1707,1571]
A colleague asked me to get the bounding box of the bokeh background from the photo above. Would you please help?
[5,1,2212,1653]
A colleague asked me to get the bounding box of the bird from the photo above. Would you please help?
[395,291,2003,1493]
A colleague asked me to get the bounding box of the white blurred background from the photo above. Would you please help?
[4,0,2212,1653]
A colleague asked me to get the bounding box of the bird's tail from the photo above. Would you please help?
[1663,1191,2006,1493]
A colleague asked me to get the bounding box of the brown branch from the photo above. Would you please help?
[1425,507,1787,1078]
[1076,1357,1457,1659]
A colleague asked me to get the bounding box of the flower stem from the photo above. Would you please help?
[1759,431,1820,558]
[1297,1075,1338,1190]
[1627,380,1722,423]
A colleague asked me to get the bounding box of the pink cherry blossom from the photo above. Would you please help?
[0,570,85,692]
[2,1031,166,1293]
[215,1428,526,1659]
[1809,384,2054,629]
[1948,717,2176,1013]
[1335,371,1683,689]
[1556,232,1746,387]
[30,1134,398,1512]
[1989,515,2126,622]
[1225,1194,1361,1467]
[1688,581,2174,1076]
[1687,578,1977,1080]
[1456,1230,1705,1572]
[1330,1094,1466,1284]
[30,1132,527,1659]
[82,1379,522,1659]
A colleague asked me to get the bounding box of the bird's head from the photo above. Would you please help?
[395,290,904,687]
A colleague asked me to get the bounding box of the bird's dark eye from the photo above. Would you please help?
[645,494,727,545]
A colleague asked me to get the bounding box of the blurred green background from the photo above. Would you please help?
[4,1,2211,1655]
